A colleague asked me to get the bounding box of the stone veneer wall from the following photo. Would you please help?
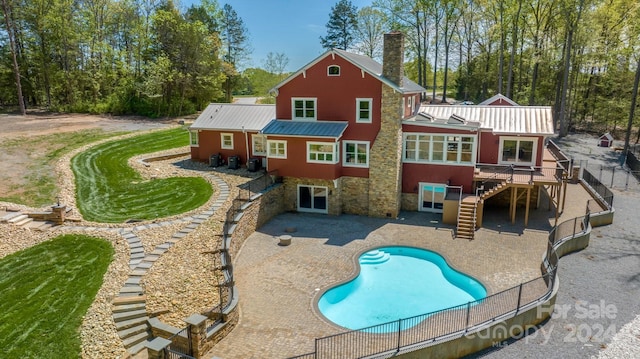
[150,183,286,357]
[282,177,342,216]
[341,177,370,215]
[401,193,419,211]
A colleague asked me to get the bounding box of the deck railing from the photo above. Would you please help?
[288,208,592,359]
[547,140,572,172]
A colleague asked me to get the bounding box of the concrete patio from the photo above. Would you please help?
[207,183,595,359]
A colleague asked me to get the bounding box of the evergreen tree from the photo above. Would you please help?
[320,0,358,50]
[220,3,250,102]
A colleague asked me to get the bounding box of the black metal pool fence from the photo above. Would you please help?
[288,211,591,359]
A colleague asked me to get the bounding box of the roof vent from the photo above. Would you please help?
[416,112,434,121]
[448,114,466,124]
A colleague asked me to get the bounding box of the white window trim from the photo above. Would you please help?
[498,136,538,166]
[355,98,373,123]
[220,133,234,149]
[307,142,338,164]
[292,97,317,121]
[252,134,267,156]
[402,133,477,166]
[267,140,287,159]
[190,130,199,147]
[342,140,370,168]
[327,65,340,76]
[297,185,329,214]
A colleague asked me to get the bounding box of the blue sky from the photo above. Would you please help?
[181,0,375,71]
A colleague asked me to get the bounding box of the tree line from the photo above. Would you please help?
[2,0,640,142]
[322,0,640,140]
[0,0,252,117]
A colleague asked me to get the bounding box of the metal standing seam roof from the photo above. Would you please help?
[189,103,275,131]
[478,93,520,106]
[271,49,425,95]
[415,105,555,136]
[261,120,349,138]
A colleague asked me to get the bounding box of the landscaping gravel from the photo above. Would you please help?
[2,130,638,359]
[466,134,640,358]
[1,128,256,358]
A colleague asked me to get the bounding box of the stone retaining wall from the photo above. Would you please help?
[149,183,285,357]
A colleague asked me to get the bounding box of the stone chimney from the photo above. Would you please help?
[382,31,404,87]
[367,32,406,218]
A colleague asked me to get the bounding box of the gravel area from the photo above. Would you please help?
[1,127,259,358]
[466,134,640,358]
[2,130,638,358]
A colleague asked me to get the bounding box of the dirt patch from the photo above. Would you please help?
[0,113,182,207]
[0,113,178,139]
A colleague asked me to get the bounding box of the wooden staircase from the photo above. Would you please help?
[479,180,511,201]
[456,180,513,240]
[456,198,477,240]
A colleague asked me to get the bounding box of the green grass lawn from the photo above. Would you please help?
[0,235,113,358]
[0,130,127,207]
[72,127,213,223]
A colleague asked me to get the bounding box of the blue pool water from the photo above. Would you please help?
[317,246,486,330]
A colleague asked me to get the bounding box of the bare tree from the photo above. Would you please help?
[263,52,289,75]
[353,6,386,60]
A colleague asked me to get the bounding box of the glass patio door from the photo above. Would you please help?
[419,183,446,213]
[297,185,328,214]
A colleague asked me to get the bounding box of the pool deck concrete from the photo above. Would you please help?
[206,183,595,359]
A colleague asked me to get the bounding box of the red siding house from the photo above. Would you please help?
[190,104,275,168]
[190,32,560,239]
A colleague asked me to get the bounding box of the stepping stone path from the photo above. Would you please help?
[65,174,231,356]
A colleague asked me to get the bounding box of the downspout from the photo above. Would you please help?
[243,126,250,165]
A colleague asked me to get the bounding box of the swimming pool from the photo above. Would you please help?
[317,246,487,331]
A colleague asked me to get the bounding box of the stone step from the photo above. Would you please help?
[127,339,151,356]
[115,316,149,331]
[33,222,56,231]
[1,211,22,222]
[14,217,33,226]
[7,214,28,224]
[118,323,148,339]
[113,295,147,305]
[25,220,45,229]
[113,309,147,323]
[122,331,149,348]
[113,302,146,313]
[124,277,141,286]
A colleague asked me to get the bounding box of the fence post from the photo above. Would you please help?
[599,165,603,182]
[146,337,171,359]
[573,217,577,238]
[184,314,208,358]
[516,283,523,314]
[611,167,615,187]
[626,171,630,190]
[397,318,402,352]
[465,302,471,331]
